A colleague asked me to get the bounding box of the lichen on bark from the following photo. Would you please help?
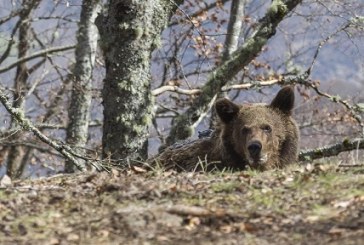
[65,0,101,173]
[97,0,180,163]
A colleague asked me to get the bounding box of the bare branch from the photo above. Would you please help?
[0,9,22,25]
[296,75,364,135]
[169,0,230,27]
[222,79,281,92]
[0,45,75,74]
[152,79,283,96]
[0,141,62,157]
[153,74,363,133]
[151,85,201,96]
[307,20,353,76]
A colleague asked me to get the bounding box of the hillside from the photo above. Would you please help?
[0,163,363,244]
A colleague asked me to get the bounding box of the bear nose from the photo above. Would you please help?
[248,141,262,158]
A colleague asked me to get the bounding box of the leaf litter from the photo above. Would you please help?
[0,163,363,244]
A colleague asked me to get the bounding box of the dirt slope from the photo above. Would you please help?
[0,163,363,244]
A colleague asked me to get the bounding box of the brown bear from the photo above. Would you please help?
[149,86,299,171]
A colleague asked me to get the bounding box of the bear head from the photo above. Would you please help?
[215,86,296,170]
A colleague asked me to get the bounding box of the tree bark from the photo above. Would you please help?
[6,0,41,178]
[222,0,246,61]
[165,0,303,146]
[65,0,101,173]
[96,0,181,163]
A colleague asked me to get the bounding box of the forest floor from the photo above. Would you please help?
[0,162,363,245]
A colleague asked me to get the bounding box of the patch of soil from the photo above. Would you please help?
[0,164,363,244]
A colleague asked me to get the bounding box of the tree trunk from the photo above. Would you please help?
[65,0,101,173]
[96,0,181,163]
[222,0,246,61]
[6,0,41,178]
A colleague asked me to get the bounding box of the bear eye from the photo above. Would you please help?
[242,126,249,134]
[262,125,272,133]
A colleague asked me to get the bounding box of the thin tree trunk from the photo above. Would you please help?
[96,0,181,164]
[222,0,245,61]
[65,0,101,173]
[6,0,41,178]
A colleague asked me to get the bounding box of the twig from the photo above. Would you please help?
[168,0,230,27]
[294,75,364,136]
[306,21,352,76]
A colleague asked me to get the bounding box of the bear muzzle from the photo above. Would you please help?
[247,140,268,166]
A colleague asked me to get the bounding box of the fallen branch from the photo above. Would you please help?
[167,205,244,219]
[299,138,364,161]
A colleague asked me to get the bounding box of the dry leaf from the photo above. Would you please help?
[98,230,109,237]
[333,199,352,209]
[328,227,346,235]
[220,225,233,233]
[66,233,80,241]
[131,166,147,173]
[238,222,257,233]
[186,217,200,230]
[0,175,12,187]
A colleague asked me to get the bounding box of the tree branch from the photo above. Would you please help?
[307,20,355,78]
[299,138,364,161]
[151,79,282,96]
[153,74,363,132]
[169,0,230,27]
[0,45,75,74]
[151,85,201,96]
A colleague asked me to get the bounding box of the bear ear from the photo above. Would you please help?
[270,86,295,115]
[215,98,240,123]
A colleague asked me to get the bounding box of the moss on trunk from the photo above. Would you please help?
[97,0,179,163]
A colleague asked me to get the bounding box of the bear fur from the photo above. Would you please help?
[149,86,299,171]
